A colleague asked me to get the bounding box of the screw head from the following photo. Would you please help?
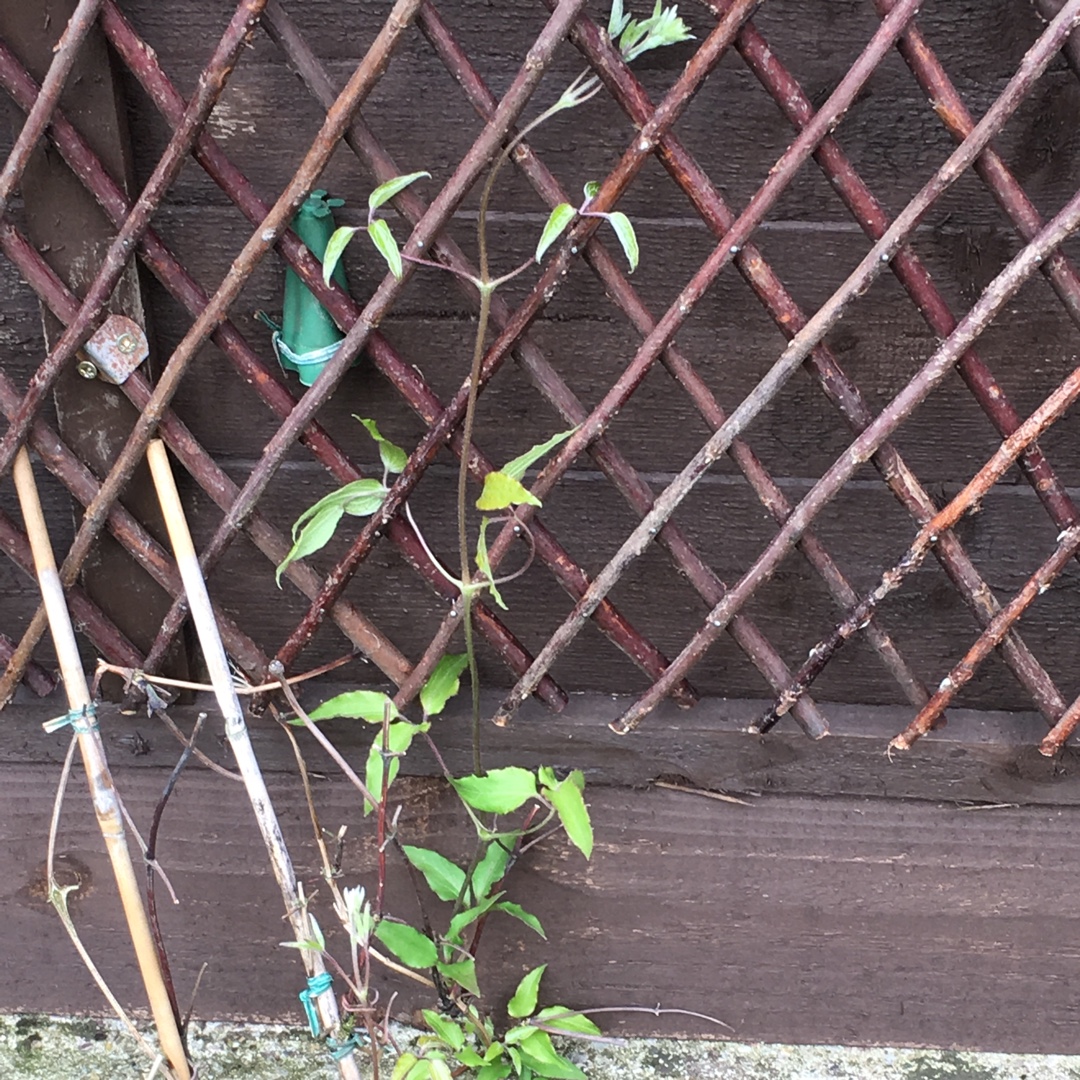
[115,332,139,354]
[76,359,99,380]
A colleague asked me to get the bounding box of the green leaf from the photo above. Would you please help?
[374,920,437,968]
[471,841,512,901]
[503,1024,535,1046]
[448,892,505,943]
[405,1060,432,1080]
[619,1,693,62]
[322,225,361,286]
[508,964,546,1019]
[420,653,470,717]
[474,519,506,610]
[276,504,344,585]
[544,776,593,859]
[502,429,578,482]
[608,0,630,37]
[476,1063,512,1080]
[582,180,601,203]
[476,471,541,511]
[535,203,575,264]
[391,1052,420,1080]
[305,690,398,724]
[456,1048,486,1068]
[435,957,480,996]
[343,482,390,516]
[357,416,408,474]
[365,720,423,813]
[607,211,639,272]
[421,1010,465,1051]
[533,1007,601,1037]
[280,936,323,953]
[369,170,431,214]
[428,1059,453,1080]
[369,217,403,279]
[516,1031,586,1080]
[291,480,388,536]
[402,846,466,902]
[495,901,546,939]
[452,767,538,814]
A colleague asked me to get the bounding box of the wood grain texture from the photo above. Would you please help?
[4,742,1080,1051]
[4,0,1080,710]
[4,692,1078,806]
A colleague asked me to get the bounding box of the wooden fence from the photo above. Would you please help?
[4,0,1080,1053]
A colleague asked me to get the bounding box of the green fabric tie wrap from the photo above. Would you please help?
[274,189,351,387]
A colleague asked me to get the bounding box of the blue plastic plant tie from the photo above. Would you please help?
[327,1034,363,1061]
[298,971,334,1036]
[42,703,98,736]
[272,333,343,387]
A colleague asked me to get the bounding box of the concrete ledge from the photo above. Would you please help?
[2,1015,1076,1078]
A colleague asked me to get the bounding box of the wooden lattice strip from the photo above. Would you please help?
[495,0,1080,729]
[0,0,266,483]
[0,220,384,685]
[0,0,101,220]
[2,20,536,704]
[0,634,54,697]
[262,2,851,731]
[109,0,589,709]
[692,1,1080,728]
[714,1,1080,732]
[94,0,655,709]
[784,357,1080,751]
[0,43,416,690]
[0,509,143,671]
[0,0,272,695]
[406,0,926,714]
[0,366,270,676]
[1,0,430,695]
[393,1,936,725]
[553,0,1062,729]
[616,173,1080,735]
[260,0,788,708]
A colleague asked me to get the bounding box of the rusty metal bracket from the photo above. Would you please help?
[78,314,148,384]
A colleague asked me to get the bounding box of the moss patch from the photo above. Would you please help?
[3,1015,1080,1078]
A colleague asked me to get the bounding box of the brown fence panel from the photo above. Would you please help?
[2,0,1080,757]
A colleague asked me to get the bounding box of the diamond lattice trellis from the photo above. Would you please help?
[2,0,1080,755]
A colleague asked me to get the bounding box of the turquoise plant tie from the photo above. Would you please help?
[42,703,99,735]
[273,189,350,387]
[298,971,334,1037]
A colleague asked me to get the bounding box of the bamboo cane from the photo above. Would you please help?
[12,446,190,1080]
[145,439,361,1079]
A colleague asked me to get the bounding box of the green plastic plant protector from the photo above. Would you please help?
[274,189,351,387]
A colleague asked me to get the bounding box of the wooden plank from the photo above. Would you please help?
[4,753,1080,1052]
[112,0,1074,230]
[143,203,1080,486]
[159,463,1080,711]
[3,692,1077,807]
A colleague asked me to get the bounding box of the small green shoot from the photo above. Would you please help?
[322,171,430,284]
[420,653,470,717]
[536,203,576,263]
[299,689,400,724]
[476,472,541,512]
[356,416,408,478]
[451,767,538,814]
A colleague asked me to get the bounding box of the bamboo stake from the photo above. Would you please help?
[12,446,190,1080]
[145,439,361,1080]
